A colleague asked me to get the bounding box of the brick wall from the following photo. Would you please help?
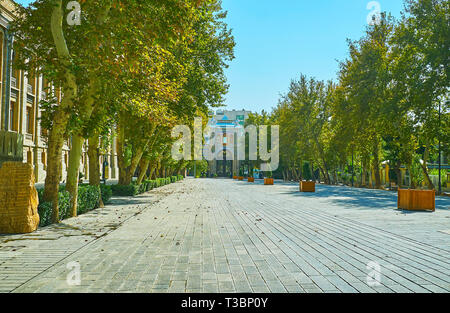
[0,162,39,234]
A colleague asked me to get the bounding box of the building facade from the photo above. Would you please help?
[0,0,118,183]
[205,109,251,177]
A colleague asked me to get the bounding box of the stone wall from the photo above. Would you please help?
[0,162,39,234]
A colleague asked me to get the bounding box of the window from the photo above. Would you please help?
[26,106,33,134]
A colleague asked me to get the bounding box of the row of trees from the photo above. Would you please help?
[11,0,234,222]
[254,0,448,190]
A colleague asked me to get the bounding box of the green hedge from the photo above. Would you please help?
[36,176,185,227]
[111,184,140,196]
[37,184,103,227]
[100,185,112,204]
[77,185,101,215]
[37,188,70,227]
[111,175,185,197]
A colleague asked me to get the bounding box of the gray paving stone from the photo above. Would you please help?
[1,178,448,294]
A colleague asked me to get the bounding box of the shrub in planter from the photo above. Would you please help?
[111,184,140,196]
[178,175,184,181]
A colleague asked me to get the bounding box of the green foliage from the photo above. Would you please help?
[37,188,70,227]
[269,1,448,190]
[37,184,102,227]
[112,175,183,197]
[77,185,101,215]
[302,162,312,181]
[111,184,140,197]
[100,185,113,204]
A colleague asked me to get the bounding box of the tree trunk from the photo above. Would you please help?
[88,135,100,186]
[420,145,435,190]
[362,162,366,187]
[395,160,402,188]
[43,110,70,223]
[88,134,104,208]
[137,159,150,185]
[123,146,145,185]
[43,0,78,223]
[407,163,416,189]
[319,166,326,184]
[66,134,84,217]
[372,142,382,189]
[149,164,156,180]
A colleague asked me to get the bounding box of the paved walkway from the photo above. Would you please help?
[1,178,449,293]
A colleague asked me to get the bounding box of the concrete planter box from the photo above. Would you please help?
[264,178,274,185]
[398,189,435,212]
[248,177,255,183]
[300,181,316,192]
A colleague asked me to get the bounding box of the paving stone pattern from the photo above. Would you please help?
[1,179,449,293]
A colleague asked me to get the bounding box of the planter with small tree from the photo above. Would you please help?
[264,170,274,185]
[248,168,255,182]
[238,168,244,181]
[233,172,237,180]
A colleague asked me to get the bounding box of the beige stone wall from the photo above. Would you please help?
[0,162,39,234]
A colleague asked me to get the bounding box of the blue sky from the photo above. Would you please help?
[15,0,406,113]
[222,0,406,113]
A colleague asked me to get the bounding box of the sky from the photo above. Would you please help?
[221,0,406,113]
[15,0,406,114]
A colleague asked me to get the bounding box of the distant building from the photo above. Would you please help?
[205,109,252,177]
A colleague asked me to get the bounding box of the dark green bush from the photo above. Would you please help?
[36,174,185,228]
[111,184,140,196]
[100,185,112,204]
[77,185,101,215]
[144,180,154,191]
[37,188,71,227]
[138,183,147,194]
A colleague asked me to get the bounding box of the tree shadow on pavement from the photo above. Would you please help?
[281,183,450,211]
